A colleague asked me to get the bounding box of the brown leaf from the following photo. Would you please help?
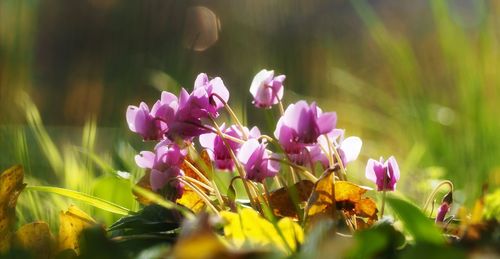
[177,149,212,212]
[305,170,336,223]
[13,221,55,259]
[180,149,212,182]
[0,165,25,252]
[268,180,314,218]
[305,170,378,226]
[57,205,96,254]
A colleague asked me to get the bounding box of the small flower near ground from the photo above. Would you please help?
[237,139,280,182]
[200,124,260,171]
[365,156,400,191]
[249,69,285,108]
[135,142,187,199]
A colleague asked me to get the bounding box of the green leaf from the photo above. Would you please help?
[108,204,182,234]
[347,221,406,259]
[386,196,444,245]
[25,186,131,216]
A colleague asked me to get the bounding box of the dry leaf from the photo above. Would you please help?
[57,205,96,254]
[268,180,314,218]
[177,149,212,212]
[13,221,55,259]
[305,170,336,223]
[0,165,25,252]
[305,170,378,226]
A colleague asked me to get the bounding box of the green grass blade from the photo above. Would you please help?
[26,186,131,216]
[386,196,445,245]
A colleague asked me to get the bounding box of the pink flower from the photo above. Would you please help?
[168,73,229,140]
[274,101,337,144]
[237,139,280,182]
[126,92,178,141]
[365,156,400,191]
[273,101,336,164]
[249,69,285,108]
[199,124,260,171]
[135,142,187,199]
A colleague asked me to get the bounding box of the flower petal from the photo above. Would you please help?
[341,136,362,163]
[135,151,156,169]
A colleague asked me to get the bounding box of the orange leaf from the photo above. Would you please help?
[0,165,25,252]
[268,180,314,219]
[305,170,378,226]
[177,149,212,212]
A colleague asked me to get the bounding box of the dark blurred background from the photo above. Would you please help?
[1,0,499,223]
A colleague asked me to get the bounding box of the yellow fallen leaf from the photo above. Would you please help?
[172,230,227,259]
[221,208,304,254]
[13,221,55,259]
[177,189,206,213]
[57,205,96,254]
[0,165,25,252]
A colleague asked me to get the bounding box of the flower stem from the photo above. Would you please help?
[209,116,257,208]
[183,159,211,185]
[182,175,214,192]
[186,146,226,208]
[268,157,318,182]
[423,180,454,214]
[278,100,285,116]
[178,178,219,215]
[380,189,387,217]
[210,93,248,139]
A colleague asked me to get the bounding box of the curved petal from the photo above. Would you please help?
[135,151,156,169]
[365,158,378,183]
[387,156,400,181]
[237,139,260,164]
[317,112,337,134]
[199,132,217,150]
[341,136,362,163]
[126,105,139,131]
[249,69,274,97]
[210,77,229,107]
[194,73,209,89]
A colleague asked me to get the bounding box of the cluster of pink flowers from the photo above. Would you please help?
[126,69,400,200]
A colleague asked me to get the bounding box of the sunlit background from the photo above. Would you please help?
[1,0,499,226]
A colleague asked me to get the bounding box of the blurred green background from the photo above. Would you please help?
[1,0,499,226]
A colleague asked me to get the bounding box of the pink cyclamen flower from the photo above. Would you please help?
[365,156,400,191]
[177,73,229,119]
[126,91,178,141]
[135,142,187,199]
[249,69,285,108]
[199,124,260,171]
[274,101,337,145]
[237,139,280,182]
[315,129,362,168]
[168,73,229,140]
